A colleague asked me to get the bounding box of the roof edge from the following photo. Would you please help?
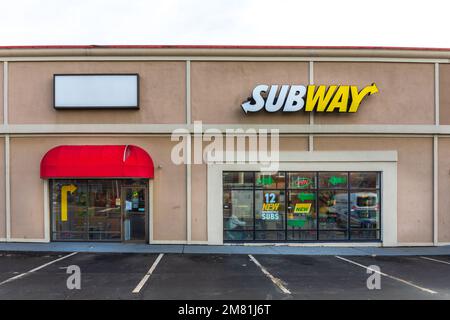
[0,45,450,59]
[1,45,450,50]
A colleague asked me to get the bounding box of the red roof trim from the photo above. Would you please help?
[0,45,450,51]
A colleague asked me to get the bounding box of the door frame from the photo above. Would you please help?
[121,184,149,243]
[148,180,154,244]
[46,179,153,243]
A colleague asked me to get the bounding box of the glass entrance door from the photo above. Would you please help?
[122,186,147,242]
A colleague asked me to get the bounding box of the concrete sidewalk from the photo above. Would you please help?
[1,242,450,256]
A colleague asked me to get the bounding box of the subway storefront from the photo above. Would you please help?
[0,45,449,247]
[41,145,153,242]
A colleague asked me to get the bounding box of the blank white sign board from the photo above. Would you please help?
[54,74,139,108]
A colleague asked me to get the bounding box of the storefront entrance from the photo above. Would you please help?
[41,144,155,243]
[50,179,149,242]
[122,186,147,242]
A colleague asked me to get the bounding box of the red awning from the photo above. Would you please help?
[40,145,154,179]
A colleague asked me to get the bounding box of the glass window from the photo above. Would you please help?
[350,191,380,229]
[255,172,285,189]
[350,172,380,189]
[350,229,380,240]
[222,171,381,242]
[319,230,348,241]
[223,190,254,230]
[255,190,285,230]
[318,190,348,232]
[223,172,254,189]
[87,180,122,241]
[319,172,348,189]
[52,180,88,241]
[123,187,147,241]
[224,230,254,241]
[287,230,317,241]
[288,172,316,189]
[255,231,285,241]
[287,191,316,230]
[51,179,148,242]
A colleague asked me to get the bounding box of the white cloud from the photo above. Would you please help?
[0,0,449,47]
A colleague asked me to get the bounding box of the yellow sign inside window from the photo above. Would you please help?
[294,203,312,214]
[61,184,77,222]
[262,203,280,211]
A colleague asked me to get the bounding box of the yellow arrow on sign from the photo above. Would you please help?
[61,184,77,222]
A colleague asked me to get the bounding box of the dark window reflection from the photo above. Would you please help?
[223,171,381,242]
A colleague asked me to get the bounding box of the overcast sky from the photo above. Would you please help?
[1,0,449,48]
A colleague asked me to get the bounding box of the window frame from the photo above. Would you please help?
[223,170,381,243]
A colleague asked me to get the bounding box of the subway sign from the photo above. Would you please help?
[241,83,378,113]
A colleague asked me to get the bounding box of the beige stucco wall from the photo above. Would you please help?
[8,61,186,124]
[191,61,310,124]
[0,62,3,124]
[315,137,433,243]
[439,64,450,125]
[438,138,450,242]
[0,138,5,238]
[9,136,186,241]
[0,57,442,245]
[191,163,207,242]
[5,60,437,126]
[314,63,435,125]
[279,136,309,151]
[0,63,4,237]
[190,61,434,125]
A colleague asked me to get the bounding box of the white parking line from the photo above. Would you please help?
[335,256,437,295]
[0,252,78,286]
[132,253,164,294]
[248,255,291,295]
[420,256,450,265]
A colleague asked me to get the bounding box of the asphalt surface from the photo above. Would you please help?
[0,251,449,300]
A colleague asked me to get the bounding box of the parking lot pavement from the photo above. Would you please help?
[0,252,65,283]
[139,254,288,300]
[339,255,450,299]
[420,255,450,264]
[256,255,440,299]
[0,251,449,300]
[0,252,159,299]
